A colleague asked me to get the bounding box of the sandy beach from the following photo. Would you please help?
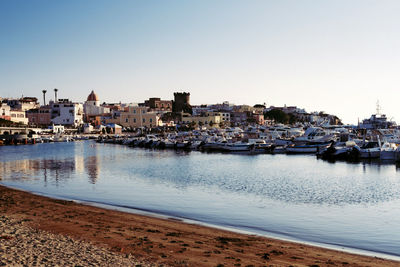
[0,185,398,267]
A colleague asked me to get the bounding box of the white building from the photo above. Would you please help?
[218,112,231,122]
[83,90,110,117]
[192,106,212,116]
[50,99,83,127]
[3,97,39,111]
[49,125,65,133]
[10,110,28,124]
[0,102,11,120]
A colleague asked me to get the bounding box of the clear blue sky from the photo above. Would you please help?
[1,0,400,124]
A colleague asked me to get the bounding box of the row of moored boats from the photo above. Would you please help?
[97,126,400,162]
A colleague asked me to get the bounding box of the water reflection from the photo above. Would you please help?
[0,143,101,185]
[1,142,400,257]
[85,156,99,184]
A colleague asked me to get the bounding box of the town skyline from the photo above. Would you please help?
[2,0,400,124]
[0,88,387,126]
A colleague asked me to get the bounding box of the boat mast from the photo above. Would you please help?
[376,100,381,115]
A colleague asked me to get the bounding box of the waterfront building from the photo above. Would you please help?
[103,109,122,125]
[0,102,11,121]
[106,123,122,134]
[9,109,28,124]
[83,123,94,133]
[1,97,38,125]
[205,111,230,123]
[192,105,212,116]
[208,101,234,112]
[253,113,265,125]
[119,106,161,128]
[83,91,110,126]
[233,105,254,113]
[218,112,230,123]
[181,113,222,128]
[48,125,65,133]
[231,111,251,125]
[144,97,172,112]
[50,99,84,127]
[26,106,52,126]
[2,97,39,111]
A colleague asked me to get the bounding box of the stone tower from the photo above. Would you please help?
[173,92,191,113]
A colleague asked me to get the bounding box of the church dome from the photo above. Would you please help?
[87,90,99,101]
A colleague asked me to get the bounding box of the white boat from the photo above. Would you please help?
[53,133,72,142]
[355,142,381,159]
[248,139,274,153]
[293,127,336,144]
[319,141,356,160]
[286,143,329,154]
[219,142,254,152]
[274,138,293,146]
[271,145,286,154]
[380,142,398,160]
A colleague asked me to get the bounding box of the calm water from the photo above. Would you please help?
[1,141,400,258]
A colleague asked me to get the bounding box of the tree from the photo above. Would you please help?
[264,109,290,124]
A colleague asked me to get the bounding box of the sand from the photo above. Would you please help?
[0,185,398,266]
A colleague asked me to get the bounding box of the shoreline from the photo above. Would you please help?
[1,184,399,266]
[21,187,400,262]
[5,183,400,262]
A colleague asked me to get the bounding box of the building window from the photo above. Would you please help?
[125,118,128,123]
[142,110,146,114]
[142,118,145,123]
[133,110,136,114]
[133,118,136,123]
[149,118,152,123]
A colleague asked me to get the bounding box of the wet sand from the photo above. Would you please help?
[0,185,398,266]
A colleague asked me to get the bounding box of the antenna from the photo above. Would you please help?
[376,100,381,115]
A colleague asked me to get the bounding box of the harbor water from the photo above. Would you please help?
[1,141,400,259]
